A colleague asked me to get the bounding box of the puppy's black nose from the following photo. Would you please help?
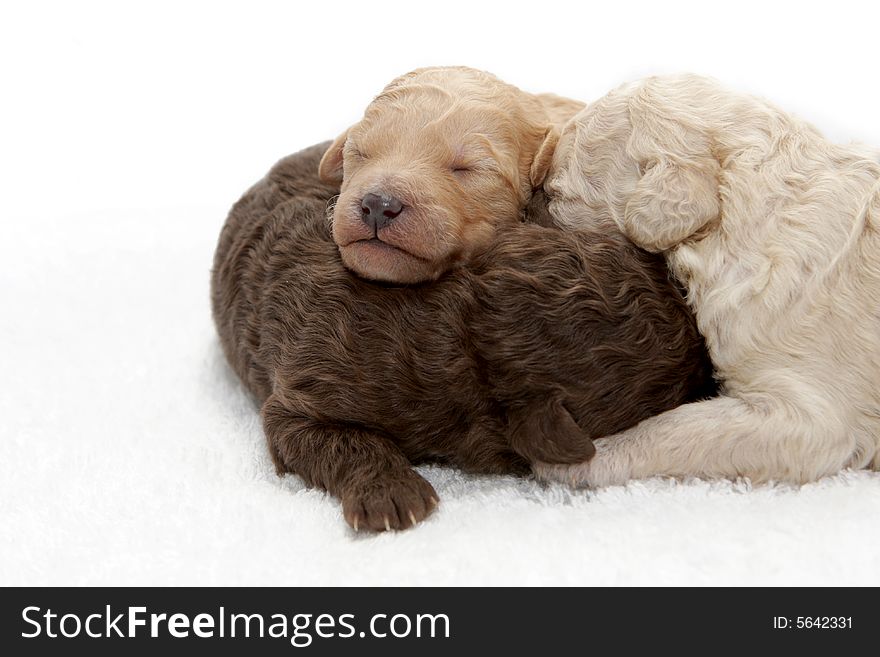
[361,193,404,231]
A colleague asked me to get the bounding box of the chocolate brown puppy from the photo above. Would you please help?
[211,142,715,531]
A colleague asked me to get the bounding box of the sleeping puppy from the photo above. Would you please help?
[211,142,715,531]
[319,66,585,283]
[541,74,880,488]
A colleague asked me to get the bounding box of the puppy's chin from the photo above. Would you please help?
[338,240,445,284]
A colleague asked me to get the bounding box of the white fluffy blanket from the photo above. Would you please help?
[2,205,878,586]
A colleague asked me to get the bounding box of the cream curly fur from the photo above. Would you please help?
[539,74,880,487]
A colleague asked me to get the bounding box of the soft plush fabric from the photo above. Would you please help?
[2,203,878,586]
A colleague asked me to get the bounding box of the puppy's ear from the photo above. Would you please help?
[318,128,350,184]
[623,156,720,252]
[529,126,559,188]
[507,395,596,464]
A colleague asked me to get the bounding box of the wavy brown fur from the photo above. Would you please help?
[211,142,715,531]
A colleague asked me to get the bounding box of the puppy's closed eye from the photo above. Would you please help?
[345,144,369,161]
[450,158,498,178]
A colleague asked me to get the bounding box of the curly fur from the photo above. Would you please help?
[211,141,715,530]
[540,74,880,487]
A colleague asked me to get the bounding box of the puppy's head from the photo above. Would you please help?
[320,67,561,283]
[546,75,722,252]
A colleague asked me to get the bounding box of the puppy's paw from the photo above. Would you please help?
[342,470,438,532]
[533,442,632,488]
[533,460,595,487]
[507,395,596,464]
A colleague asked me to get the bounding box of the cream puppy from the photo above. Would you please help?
[540,74,880,487]
[320,66,584,283]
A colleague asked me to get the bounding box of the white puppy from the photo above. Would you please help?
[540,74,880,487]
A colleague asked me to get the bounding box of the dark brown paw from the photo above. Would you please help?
[342,470,438,532]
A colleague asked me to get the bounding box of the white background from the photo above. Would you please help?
[4,0,880,222]
[2,1,879,586]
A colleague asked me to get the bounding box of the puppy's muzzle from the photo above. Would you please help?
[361,193,404,233]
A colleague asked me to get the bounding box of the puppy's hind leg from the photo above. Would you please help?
[262,395,438,531]
[535,394,858,487]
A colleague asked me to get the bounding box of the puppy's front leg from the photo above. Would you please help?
[262,395,438,531]
[535,395,857,487]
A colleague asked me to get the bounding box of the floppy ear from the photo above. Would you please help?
[529,126,559,188]
[507,395,596,464]
[623,155,720,252]
[317,128,350,184]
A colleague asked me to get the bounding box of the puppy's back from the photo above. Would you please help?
[211,142,338,401]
